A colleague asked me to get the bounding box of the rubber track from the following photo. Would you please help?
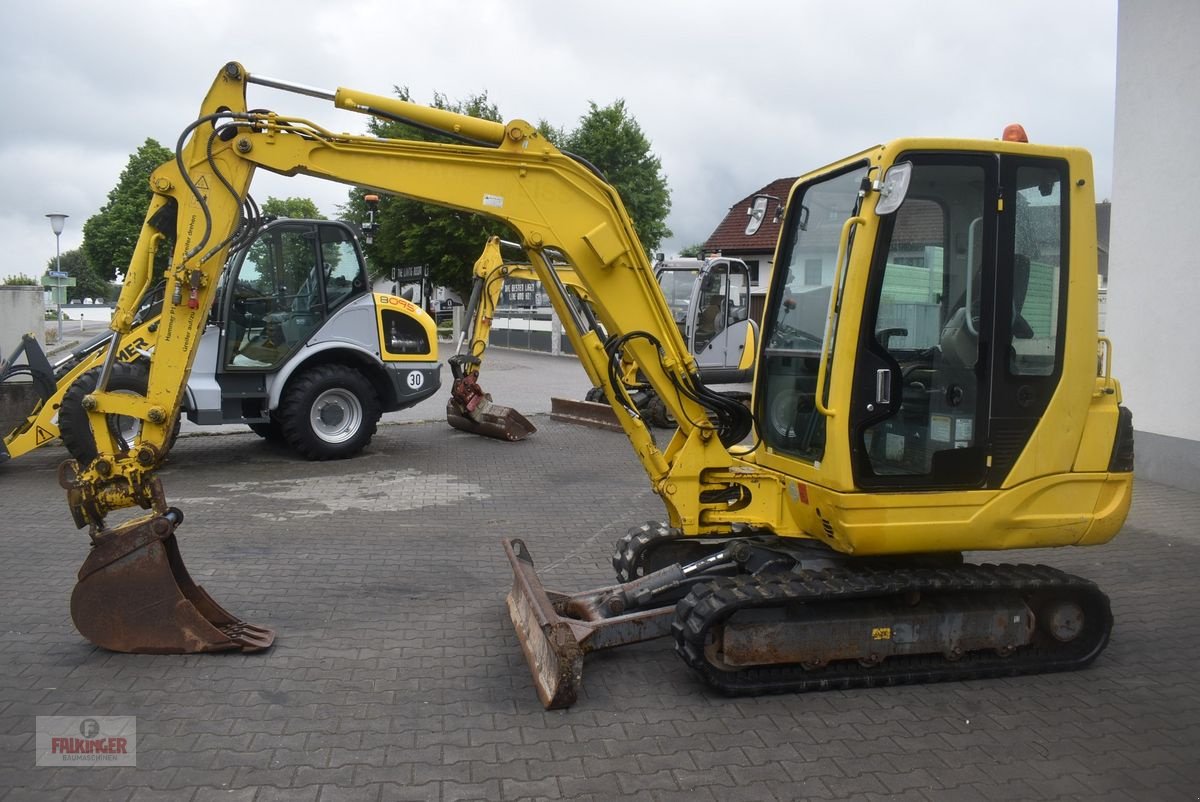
[671,563,1112,696]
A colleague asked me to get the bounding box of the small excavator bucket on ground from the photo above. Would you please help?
[447,373,537,442]
[503,538,676,709]
[70,508,274,654]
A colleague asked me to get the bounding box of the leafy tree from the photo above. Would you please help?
[241,197,330,291]
[678,243,706,259]
[340,90,673,298]
[82,138,174,282]
[3,274,38,286]
[261,196,324,220]
[45,248,113,301]
[341,89,517,300]
[562,100,672,255]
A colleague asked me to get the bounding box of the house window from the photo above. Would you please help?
[804,258,823,286]
[744,260,760,284]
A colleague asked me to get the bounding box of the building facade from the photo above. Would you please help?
[1107,0,1200,491]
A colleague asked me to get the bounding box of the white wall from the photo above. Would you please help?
[0,286,46,352]
[1108,0,1200,485]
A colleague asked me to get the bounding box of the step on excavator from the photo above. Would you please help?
[49,65,1131,708]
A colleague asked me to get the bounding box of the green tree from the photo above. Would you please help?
[340,90,673,297]
[241,197,330,289]
[563,100,672,255]
[261,196,324,220]
[82,138,174,282]
[46,248,112,302]
[341,89,516,300]
[678,243,706,259]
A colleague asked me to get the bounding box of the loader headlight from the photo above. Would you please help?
[874,162,912,215]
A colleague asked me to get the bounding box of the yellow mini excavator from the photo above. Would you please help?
[55,65,1131,708]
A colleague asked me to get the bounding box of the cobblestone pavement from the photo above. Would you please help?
[1,394,1198,800]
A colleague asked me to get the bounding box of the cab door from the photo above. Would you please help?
[849,156,996,489]
[691,259,753,370]
[848,153,1070,490]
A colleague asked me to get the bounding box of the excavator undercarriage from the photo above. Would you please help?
[506,524,1112,708]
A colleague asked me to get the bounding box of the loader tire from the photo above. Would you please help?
[60,362,181,466]
[278,364,381,460]
[247,418,285,442]
[642,393,677,429]
[613,521,733,584]
[613,521,677,582]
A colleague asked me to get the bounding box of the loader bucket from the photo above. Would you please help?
[503,538,675,709]
[71,509,274,654]
[447,374,536,442]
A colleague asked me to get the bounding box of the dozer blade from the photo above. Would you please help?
[71,509,274,654]
[446,373,536,442]
[548,397,622,432]
[503,538,675,709]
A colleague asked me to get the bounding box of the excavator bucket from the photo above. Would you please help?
[70,509,274,654]
[503,538,675,709]
[447,374,537,442]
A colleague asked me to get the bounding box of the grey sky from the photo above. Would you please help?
[1,0,1117,282]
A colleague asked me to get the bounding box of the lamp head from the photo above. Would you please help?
[46,213,68,236]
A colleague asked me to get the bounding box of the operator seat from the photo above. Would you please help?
[939,254,1035,368]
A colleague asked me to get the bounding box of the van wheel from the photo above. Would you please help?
[59,362,181,465]
[278,364,381,460]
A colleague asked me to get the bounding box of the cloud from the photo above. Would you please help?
[1,0,1116,279]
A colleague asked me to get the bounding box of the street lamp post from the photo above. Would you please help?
[46,213,68,341]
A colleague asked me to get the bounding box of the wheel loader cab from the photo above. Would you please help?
[221,220,368,370]
[757,147,1079,494]
[690,259,751,357]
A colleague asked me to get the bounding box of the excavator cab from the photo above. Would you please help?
[758,150,1082,494]
[506,138,1131,707]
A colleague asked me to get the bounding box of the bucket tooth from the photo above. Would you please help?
[70,509,274,654]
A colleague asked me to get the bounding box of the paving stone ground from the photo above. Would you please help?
[1,356,1197,801]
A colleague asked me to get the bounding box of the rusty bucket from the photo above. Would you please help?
[71,508,274,654]
[446,375,537,442]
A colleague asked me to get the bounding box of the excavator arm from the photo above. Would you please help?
[58,61,749,659]
[128,63,744,525]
